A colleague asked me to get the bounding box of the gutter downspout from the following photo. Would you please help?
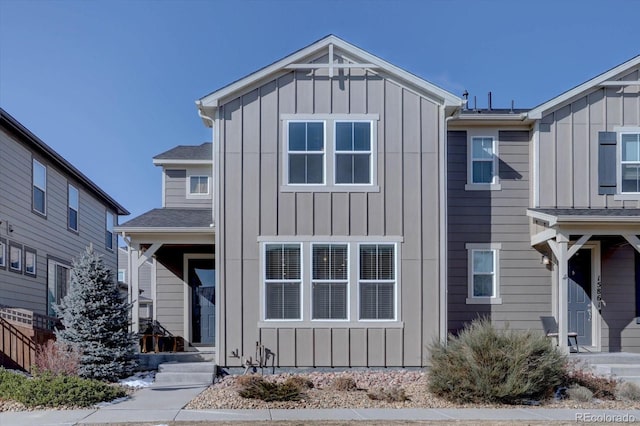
[439,108,457,347]
[197,102,216,227]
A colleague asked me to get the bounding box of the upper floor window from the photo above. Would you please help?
[264,243,302,320]
[33,159,47,215]
[466,135,500,191]
[282,114,379,192]
[359,244,396,320]
[68,184,79,232]
[287,121,325,184]
[620,132,640,194]
[189,175,209,195]
[466,243,502,305]
[105,211,114,251]
[335,122,372,185]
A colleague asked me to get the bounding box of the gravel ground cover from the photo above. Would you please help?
[185,370,640,411]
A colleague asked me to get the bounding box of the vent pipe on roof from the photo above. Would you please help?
[488,92,492,111]
[462,90,469,110]
[473,96,477,112]
[510,100,515,114]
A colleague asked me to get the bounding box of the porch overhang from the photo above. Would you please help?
[527,208,640,353]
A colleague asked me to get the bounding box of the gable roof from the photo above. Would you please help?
[116,207,213,231]
[529,55,640,119]
[153,142,212,165]
[197,34,461,119]
[0,108,129,215]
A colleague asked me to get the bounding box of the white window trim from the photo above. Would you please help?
[281,114,380,193]
[334,120,374,186]
[68,184,79,232]
[105,211,114,251]
[187,174,211,198]
[466,243,502,304]
[9,244,22,273]
[284,120,326,186]
[357,242,398,322]
[262,242,303,321]
[465,133,501,191]
[615,127,640,200]
[310,243,350,322]
[32,158,47,215]
[0,238,6,269]
[258,237,403,328]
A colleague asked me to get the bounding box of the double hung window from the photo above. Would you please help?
[287,122,324,184]
[620,133,640,193]
[9,244,22,273]
[264,243,302,320]
[33,159,47,215]
[68,184,79,232]
[189,176,209,195]
[284,115,377,190]
[24,248,36,277]
[105,211,114,251]
[466,243,502,304]
[359,244,396,320]
[335,122,372,184]
[312,244,348,320]
[471,137,496,184]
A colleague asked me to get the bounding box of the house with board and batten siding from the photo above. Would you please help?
[0,108,128,346]
[120,35,640,367]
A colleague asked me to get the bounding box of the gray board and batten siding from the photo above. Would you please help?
[447,129,553,333]
[0,111,127,314]
[538,66,640,209]
[215,61,445,367]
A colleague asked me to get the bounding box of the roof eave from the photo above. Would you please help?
[152,159,213,166]
[528,55,640,119]
[114,226,216,234]
[198,35,462,112]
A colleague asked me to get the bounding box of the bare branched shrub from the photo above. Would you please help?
[283,376,314,391]
[565,367,617,400]
[34,340,82,376]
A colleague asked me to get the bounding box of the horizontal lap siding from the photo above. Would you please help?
[0,128,118,314]
[538,66,640,209]
[154,262,184,337]
[447,129,552,333]
[164,167,212,208]
[219,61,442,367]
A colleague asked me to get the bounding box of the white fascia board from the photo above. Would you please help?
[528,55,640,119]
[555,216,640,224]
[199,35,462,109]
[152,159,213,166]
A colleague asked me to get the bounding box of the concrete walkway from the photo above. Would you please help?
[2,383,640,425]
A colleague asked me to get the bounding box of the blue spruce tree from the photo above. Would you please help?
[56,245,138,381]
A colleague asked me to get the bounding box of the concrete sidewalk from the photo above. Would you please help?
[2,383,640,425]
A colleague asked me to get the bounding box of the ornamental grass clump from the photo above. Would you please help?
[428,319,567,404]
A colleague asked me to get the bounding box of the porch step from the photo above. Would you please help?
[153,362,216,386]
[591,364,640,377]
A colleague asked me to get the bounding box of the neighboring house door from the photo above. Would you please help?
[568,249,592,347]
[188,258,215,345]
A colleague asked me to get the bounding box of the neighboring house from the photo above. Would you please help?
[116,143,214,344]
[117,247,154,320]
[0,108,129,318]
[121,35,640,367]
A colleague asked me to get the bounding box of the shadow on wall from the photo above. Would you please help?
[600,242,639,352]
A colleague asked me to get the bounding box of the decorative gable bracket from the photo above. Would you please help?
[284,43,379,78]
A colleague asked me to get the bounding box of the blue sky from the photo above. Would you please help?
[1,0,638,221]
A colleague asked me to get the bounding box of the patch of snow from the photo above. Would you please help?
[118,370,155,388]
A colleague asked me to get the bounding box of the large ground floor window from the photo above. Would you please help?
[261,239,399,324]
